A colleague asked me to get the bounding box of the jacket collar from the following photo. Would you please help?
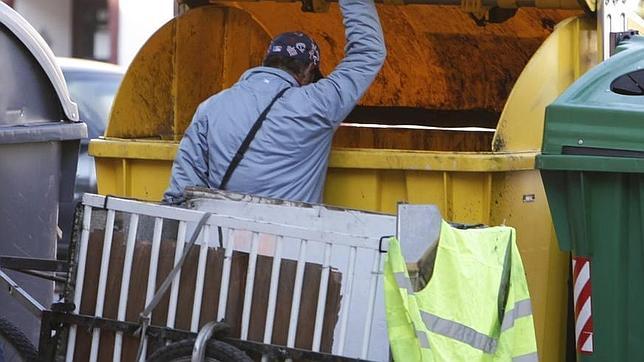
[241,66,300,87]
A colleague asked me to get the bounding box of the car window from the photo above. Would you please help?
[63,71,122,140]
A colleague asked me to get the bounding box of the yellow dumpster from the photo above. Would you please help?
[89,1,644,359]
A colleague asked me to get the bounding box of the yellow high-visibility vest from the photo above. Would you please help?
[384,221,538,362]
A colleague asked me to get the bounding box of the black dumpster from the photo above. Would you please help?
[0,3,87,345]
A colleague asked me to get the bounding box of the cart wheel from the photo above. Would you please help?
[0,317,38,362]
[146,338,252,362]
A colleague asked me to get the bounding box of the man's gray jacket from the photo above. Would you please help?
[164,0,386,204]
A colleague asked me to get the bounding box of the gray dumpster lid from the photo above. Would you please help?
[0,2,79,122]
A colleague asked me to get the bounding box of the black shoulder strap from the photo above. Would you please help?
[218,87,290,190]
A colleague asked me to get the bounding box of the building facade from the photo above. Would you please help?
[1,0,173,66]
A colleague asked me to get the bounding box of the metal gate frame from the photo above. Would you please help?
[65,193,397,361]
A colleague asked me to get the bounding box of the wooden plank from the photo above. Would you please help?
[74,229,104,360]
[323,270,342,353]
[121,234,153,361]
[97,223,127,361]
[151,239,176,326]
[247,255,273,342]
[174,243,201,331]
[197,247,225,327]
[223,251,248,337]
[271,256,296,347]
[295,262,323,350]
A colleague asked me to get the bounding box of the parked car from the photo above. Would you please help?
[57,57,124,250]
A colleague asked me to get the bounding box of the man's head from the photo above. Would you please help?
[263,32,323,86]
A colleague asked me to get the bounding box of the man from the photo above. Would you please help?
[163,0,386,204]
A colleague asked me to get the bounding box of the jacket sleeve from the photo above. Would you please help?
[303,0,386,127]
[163,111,209,203]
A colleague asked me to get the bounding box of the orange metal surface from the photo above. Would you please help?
[106,3,580,139]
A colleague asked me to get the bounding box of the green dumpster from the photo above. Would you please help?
[537,34,644,361]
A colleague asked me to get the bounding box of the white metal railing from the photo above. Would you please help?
[66,193,396,361]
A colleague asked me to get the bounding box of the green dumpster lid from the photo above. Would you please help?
[539,35,644,172]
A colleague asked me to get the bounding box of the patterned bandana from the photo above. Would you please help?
[265,32,321,66]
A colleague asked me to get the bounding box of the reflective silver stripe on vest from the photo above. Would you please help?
[512,352,538,362]
[393,272,431,349]
[416,330,431,349]
[420,311,497,353]
[501,299,533,332]
[393,271,414,293]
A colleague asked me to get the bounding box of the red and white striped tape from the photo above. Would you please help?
[573,256,593,354]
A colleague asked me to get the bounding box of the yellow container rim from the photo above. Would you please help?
[90,137,537,172]
[90,137,179,161]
